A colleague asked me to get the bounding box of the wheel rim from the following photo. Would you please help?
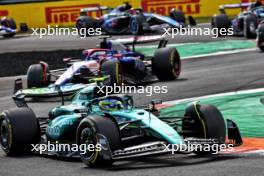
[77,20,86,36]
[77,20,85,30]
[130,18,138,33]
[249,22,256,34]
[79,127,98,161]
[0,120,10,150]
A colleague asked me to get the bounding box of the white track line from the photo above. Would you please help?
[164,87,264,105]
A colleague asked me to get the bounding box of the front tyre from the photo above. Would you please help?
[129,15,144,35]
[244,14,258,39]
[0,108,40,155]
[257,23,264,51]
[76,115,121,167]
[182,103,226,155]
[101,60,123,86]
[152,47,181,81]
[211,14,231,36]
[27,63,50,88]
[76,16,96,37]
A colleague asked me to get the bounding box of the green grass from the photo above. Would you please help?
[160,90,264,138]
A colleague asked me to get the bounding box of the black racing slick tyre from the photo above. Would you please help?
[76,16,96,37]
[1,17,16,38]
[211,14,230,35]
[129,15,144,35]
[27,63,50,88]
[169,9,186,24]
[182,103,226,155]
[152,47,181,81]
[76,115,121,167]
[101,60,123,86]
[244,14,258,39]
[0,108,40,155]
[257,23,264,51]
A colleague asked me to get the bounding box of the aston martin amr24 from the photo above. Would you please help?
[1,85,243,167]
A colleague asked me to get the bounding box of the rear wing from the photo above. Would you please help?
[80,6,111,16]
[113,35,168,49]
[219,3,252,13]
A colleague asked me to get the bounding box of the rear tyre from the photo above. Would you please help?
[182,103,226,155]
[244,14,258,39]
[27,63,50,88]
[211,14,231,35]
[129,15,144,35]
[76,16,96,37]
[76,115,121,167]
[0,108,40,155]
[152,47,181,81]
[1,17,16,38]
[169,9,186,24]
[257,23,264,51]
[101,60,123,86]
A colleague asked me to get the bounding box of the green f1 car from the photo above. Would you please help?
[0,85,242,167]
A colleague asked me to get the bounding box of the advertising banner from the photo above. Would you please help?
[0,0,259,28]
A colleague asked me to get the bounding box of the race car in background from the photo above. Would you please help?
[14,35,181,98]
[76,2,195,35]
[0,86,243,167]
[257,21,264,51]
[0,17,17,38]
[212,2,264,38]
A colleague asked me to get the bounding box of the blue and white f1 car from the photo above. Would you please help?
[76,2,193,35]
[212,2,264,38]
[0,17,16,38]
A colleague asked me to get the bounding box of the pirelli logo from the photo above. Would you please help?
[0,10,8,17]
[45,4,99,24]
[141,0,200,15]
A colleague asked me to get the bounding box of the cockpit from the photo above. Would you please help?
[90,95,134,112]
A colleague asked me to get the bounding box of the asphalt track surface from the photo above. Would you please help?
[0,24,243,53]
[0,28,264,175]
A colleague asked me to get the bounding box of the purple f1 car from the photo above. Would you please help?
[76,2,195,35]
[14,35,181,98]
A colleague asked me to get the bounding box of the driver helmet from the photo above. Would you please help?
[99,99,124,111]
[129,8,138,15]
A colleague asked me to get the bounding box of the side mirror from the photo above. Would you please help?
[55,85,64,105]
[151,99,162,106]
[20,23,28,32]
[80,67,91,76]
[260,97,264,105]
[149,99,162,116]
